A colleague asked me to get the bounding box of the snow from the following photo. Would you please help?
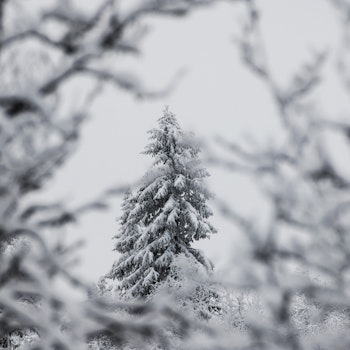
[174,174,186,189]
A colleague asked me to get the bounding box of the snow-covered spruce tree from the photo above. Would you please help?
[108,108,216,298]
[108,189,140,285]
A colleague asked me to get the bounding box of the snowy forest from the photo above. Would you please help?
[1,0,350,349]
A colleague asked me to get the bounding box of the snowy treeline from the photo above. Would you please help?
[1,0,350,349]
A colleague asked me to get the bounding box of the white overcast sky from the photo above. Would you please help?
[33,0,350,285]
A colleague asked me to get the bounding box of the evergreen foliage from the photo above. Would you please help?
[108,108,216,297]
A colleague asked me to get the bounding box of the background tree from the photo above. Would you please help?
[108,108,216,297]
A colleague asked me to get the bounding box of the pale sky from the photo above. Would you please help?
[32,0,349,285]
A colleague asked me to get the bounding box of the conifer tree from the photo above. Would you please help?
[109,189,140,283]
[108,107,216,297]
